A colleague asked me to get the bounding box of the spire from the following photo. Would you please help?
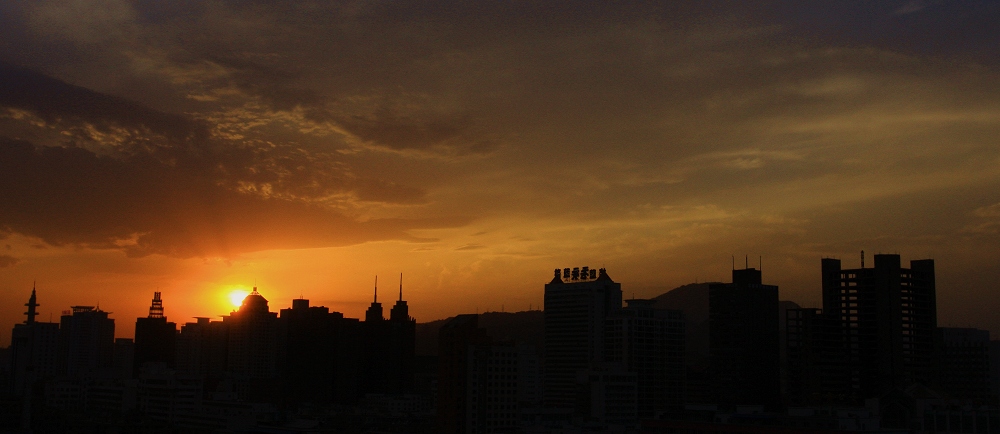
[367,275,384,322]
[24,285,39,325]
[390,273,410,322]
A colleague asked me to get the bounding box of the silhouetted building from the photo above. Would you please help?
[437,314,538,434]
[387,275,417,393]
[134,292,177,372]
[362,276,416,396]
[468,342,523,433]
[821,254,937,398]
[544,267,622,410]
[9,286,60,395]
[709,267,780,408]
[222,287,280,402]
[113,338,134,380]
[279,297,364,404]
[786,308,852,405]
[437,314,490,434]
[175,317,228,382]
[936,327,992,402]
[60,305,115,379]
[606,299,685,418]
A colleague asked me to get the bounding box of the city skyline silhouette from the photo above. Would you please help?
[2,1,1000,431]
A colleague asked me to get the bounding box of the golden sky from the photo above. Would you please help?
[2,1,1000,344]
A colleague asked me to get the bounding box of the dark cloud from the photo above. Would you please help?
[0,254,18,268]
[0,137,457,258]
[0,61,209,144]
[0,64,458,258]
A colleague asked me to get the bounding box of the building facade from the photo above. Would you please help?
[543,267,622,410]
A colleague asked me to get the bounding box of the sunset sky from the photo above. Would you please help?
[2,1,1000,345]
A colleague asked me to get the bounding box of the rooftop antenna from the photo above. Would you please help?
[399,273,403,302]
[374,275,378,303]
[732,256,735,271]
[745,255,748,269]
[861,250,865,268]
[759,256,762,272]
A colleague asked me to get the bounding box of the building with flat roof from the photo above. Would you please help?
[709,267,781,409]
[821,254,937,398]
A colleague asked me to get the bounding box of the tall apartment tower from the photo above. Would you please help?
[821,254,937,398]
[134,292,177,372]
[60,305,116,379]
[543,266,622,409]
[9,286,60,395]
[605,299,685,417]
[437,314,490,434]
[708,267,781,408]
[223,287,279,401]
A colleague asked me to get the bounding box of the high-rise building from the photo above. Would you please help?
[821,254,937,397]
[708,267,780,408]
[60,305,116,379]
[437,314,490,434]
[387,275,417,393]
[279,297,363,404]
[362,275,416,396]
[786,307,852,405]
[134,292,177,372]
[606,299,685,417]
[222,287,279,401]
[9,286,60,395]
[174,317,228,381]
[437,314,535,434]
[544,267,622,410]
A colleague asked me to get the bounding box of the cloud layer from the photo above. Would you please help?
[1,0,1000,334]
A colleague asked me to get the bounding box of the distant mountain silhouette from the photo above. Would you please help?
[415,310,544,356]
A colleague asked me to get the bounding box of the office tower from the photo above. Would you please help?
[279,297,359,404]
[362,278,390,395]
[437,314,490,434]
[786,308,852,405]
[544,267,622,409]
[60,305,116,379]
[606,299,685,418]
[175,317,228,381]
[9,287,60,395]
[387,275,416,393]
[822,254,937,397]
[222,287,279,401]
[936,327,992,402]
[362,275,416,395]
[708,267,780,408]
[467,342,522,433]
[134,292,177,372]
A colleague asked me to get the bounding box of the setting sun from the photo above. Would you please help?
[228,289,249,308]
